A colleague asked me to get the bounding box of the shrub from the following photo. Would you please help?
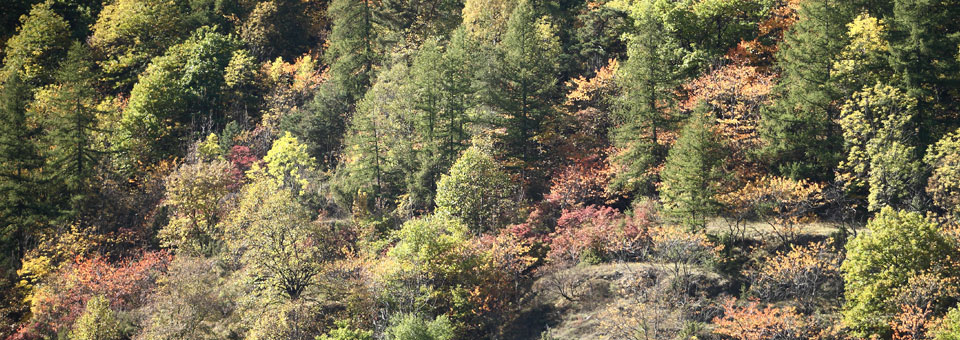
[842,208,960,337]
[750,241,841,306]
[713,299,810,340]
[384,314,455,340]
[546,205,650,267]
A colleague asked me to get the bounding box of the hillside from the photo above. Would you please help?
[1,0,960,339]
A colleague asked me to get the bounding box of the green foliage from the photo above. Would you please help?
[316,321,373,340]
[384,313,456,340]
[610,5,688,195]
[0,1,70,86]
[136,256,240,340]
[238,0,321,61]
[244,299,324,340]
[933,305,960,340]
[0,65,49,265]
[116,27,242,167]
[837,83,923,211]
[486,0,561,190]
[760,0,863,181]
[325,0,377,104]
[659,111,724,229]
[925,128,960,217]
[376,0,463,43]
[224,178,328,299]
[388,214,470,275]
[401,32,475,213]
[255,132,318,196]
[89,0,194,91]
[32,42,101,219]
[69,295,123,340]
[887,0,960,129]
[160,159,234,255]
[333,61,415,213]
[831,13,892,95]
[841,207,960,337]
[434,146,516,233]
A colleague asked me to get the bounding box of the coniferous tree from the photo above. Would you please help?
[761,0,864,181]
[32,43,101,220]
[660,109,724,230]
[887,0,960,145]
[404,30,475,213]
[486,0,561,199]
[325,0,377,104]
[609,8,687,196]
[0,72,47,263]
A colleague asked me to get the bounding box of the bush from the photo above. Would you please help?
[384,314,455,340]
[842,208,960,337]
[750,242,841,307]
[316,321,372,340]
[546,205,650,267]
[713,299,810,340]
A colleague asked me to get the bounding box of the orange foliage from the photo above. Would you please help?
[565,59,618,109]
[752,242,841,304]
[713,298,810,340]
[717,176,825,242]
[544,156,613,210]
[16,252,170,338]
[891,304,935,340]
[727,0,802,66]
[682,64,773,151]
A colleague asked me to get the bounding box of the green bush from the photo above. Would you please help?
[841,207,960,337]
[384,313,455,340]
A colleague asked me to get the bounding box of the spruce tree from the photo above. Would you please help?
[760,0,863,181]
[609,10,687,196]
[660,109,724,230]
[34,43,101,221]
[486,0,561,198]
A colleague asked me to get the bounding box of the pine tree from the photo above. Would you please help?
[760,0,863,181]
[486,0,561,198]
[609,9,687,196]
[660,109,724,230]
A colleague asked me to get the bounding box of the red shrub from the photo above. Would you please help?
[547,205,650,266]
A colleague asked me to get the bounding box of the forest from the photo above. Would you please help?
[1,0,960,339]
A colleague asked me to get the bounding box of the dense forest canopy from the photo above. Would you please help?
[1,0,960,339]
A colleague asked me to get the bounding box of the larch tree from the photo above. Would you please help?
[403,29,475,213]
[31,43,102,221]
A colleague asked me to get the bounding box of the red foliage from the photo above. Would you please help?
[13,252,170,339]
[228,145,259,182]
[544,156,613,210]
[547,205,650,266]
